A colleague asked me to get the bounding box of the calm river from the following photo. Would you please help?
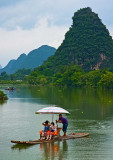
[0,86,113,160]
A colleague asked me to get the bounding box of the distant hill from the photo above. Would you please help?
[38,7,113,72]
[0,45,56,74]
[0,64,2,69]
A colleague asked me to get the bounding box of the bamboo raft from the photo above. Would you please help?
[11,133,89,145]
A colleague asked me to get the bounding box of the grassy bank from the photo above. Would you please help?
[0,80,26,84]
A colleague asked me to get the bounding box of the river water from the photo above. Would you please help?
[0,86,113,160]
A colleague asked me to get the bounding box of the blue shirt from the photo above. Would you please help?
[44,126,49,132]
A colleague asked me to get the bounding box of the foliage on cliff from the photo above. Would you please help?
[24,8,113,88]
[37,7,113,72]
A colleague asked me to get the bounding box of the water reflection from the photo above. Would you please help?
[4,86,113,120]
[39,141,68,160]
[11,141,68,160]
[11,143,33,151]
[2,86,113,160]
[27,87,113,120]
[0,100,7,105]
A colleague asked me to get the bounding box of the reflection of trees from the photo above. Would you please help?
[39,141,68,160]
[0,90,8,105]
[0,100,7,106]
[29,86,113,120]
[11,144,34,151]
[12,86,113,120]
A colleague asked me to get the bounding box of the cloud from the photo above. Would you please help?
[0,17,68,67]
[1,0,113,29]
[0,0,113,67]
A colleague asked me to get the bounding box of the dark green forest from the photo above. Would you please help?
[0,68,31,83]
[27,65,113,88]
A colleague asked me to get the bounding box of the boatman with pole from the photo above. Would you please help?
[56,114,68,136]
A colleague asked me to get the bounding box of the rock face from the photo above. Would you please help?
[0,45,56,74]
[41,7,113,71]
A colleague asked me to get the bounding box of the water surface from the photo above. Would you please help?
[0,86,113,160]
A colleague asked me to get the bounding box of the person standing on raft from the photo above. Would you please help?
[56,114,68,136]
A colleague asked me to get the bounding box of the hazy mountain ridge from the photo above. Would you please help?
[0,64,2,69]
[0,45,56,74]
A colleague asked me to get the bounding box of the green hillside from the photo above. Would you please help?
[27,7,113,88]
[37,7,113,72]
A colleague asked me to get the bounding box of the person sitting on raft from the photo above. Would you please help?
[40,120,50,140]
[46,122,57,140]
[56,114,68,136]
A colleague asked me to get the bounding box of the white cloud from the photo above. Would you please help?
[0,17,68,67]
[1,0,112,29]
[0,0,113,67]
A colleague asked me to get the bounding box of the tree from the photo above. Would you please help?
[98,71,113,88]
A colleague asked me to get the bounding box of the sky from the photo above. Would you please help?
[0,0,113,67]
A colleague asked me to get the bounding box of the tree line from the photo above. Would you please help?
[0,68,31,84]
[27,65,113,89]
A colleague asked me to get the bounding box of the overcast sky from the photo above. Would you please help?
[0,0,113,67]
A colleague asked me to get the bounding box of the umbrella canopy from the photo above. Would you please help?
[35,106,69,115]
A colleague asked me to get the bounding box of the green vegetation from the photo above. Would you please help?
[27,7,113,89]
[27,65,113,88]
[0,68,31,82]
[10,68,31,81]
[0,80,25,85]
[41,7,113,72]
[0,90,8,100]
[1,8,113,89]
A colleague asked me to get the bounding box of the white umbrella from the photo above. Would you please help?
[35,106,70,121]
[35,106,69,114]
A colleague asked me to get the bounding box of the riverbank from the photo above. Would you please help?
[0,80,26,85]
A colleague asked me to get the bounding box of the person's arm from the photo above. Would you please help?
[56,120,62,123]
[42,121,50,126]
[54,126,57,130]
[48,121,51,126]
[42,122,45,125]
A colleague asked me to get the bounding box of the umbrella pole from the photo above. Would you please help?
[52,114,54,122]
